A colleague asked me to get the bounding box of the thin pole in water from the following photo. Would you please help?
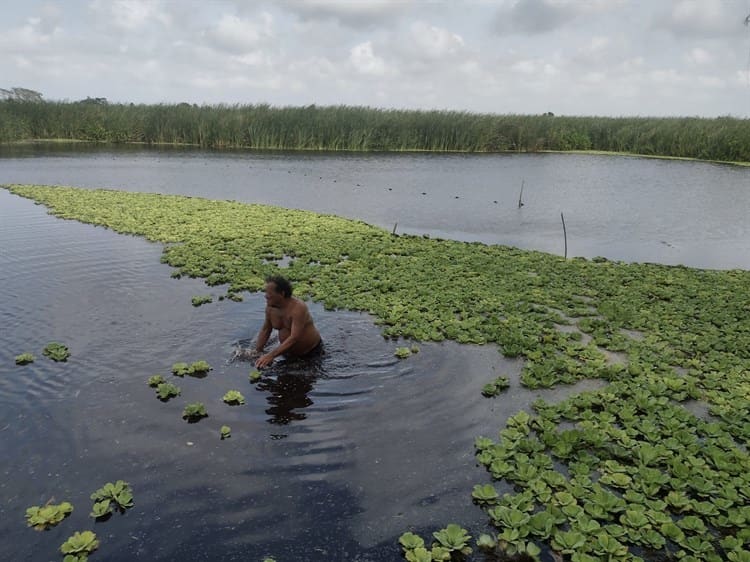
[518,179,525,208]
[561,212,568,259]
[392,222,398,235]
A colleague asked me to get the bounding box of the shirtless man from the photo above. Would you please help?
[254,275,322,368]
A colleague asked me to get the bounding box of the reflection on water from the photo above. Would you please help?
[258,372,316,426]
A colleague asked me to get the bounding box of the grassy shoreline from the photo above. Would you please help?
[5,184,749,561]
[2,101,749,163]
[4,139,749,168]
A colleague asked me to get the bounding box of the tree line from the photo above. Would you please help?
[1,99,748,162]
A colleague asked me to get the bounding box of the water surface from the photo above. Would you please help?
[2,143,748,270]
[1,189,604,561]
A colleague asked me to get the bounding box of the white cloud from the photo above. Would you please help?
[0,1,747,116]
[89,0,171,31]
[686,46,713,65]
[409,21,465,60]
[493,0,617,35]
[280,0,412,28]
[203,12,274,54]
[656,0,746,38]
[349,41,387,76]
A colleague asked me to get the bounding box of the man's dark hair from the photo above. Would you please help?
[266,275,293,298]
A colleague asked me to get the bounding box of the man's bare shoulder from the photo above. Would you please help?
[290,297,310,314]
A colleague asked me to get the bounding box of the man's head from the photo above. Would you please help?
[264,275,293,305]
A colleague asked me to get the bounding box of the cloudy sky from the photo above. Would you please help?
[2,0,750,117]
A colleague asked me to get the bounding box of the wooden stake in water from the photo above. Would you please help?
[561,211,568,259]
[392,222,398,235]
[518,180,525,208]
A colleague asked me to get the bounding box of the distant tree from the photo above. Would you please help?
[0,87,44,102]
[78,96,109,105]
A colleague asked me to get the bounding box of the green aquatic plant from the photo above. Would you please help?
[25,501,73,530]
[183,402,207,422]
[191,295,212,306]
[432,523,472,555]
[60,530,99,561]
[399,532,425,550]
[156,382,181,401]
[172,360,211,376]
[7,185,750,562]
[189,360,211,374]
[91,480,134,511]
[171,362,190,376]
[475,534,497,549]
[147,374,166,387]
[249,370,262,382]
[222,390,245,405]
[15,352,35,365]
[220,425,231,439]
[481,375,510,397]
[394,347,412,359]
[43,342,70,361]
[90,500,111,519]
[471,483,499,504]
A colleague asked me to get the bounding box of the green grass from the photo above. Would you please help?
[5,183,749,560]
[1,101,749,163]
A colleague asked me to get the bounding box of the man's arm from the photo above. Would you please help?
[255,306,306,368]
[255,315,273,353]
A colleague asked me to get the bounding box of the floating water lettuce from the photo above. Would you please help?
[432,524,472,555]
[7,185,750,562]
[147,374,166,387]
[172,360,211,377]
[222,390,245,405]
[15,353,35,365]
[481,375,510,397]
[90,499,111,519]
[191,295,212,307]
[183,402,207,422]
[171,362,190,376]
[156,382,181,401]
[220,425,231,439]
[249,370,262,382]
[91,480,134,512]
[43,342,70,361]
[25,501,73,530]
[60,530,99,560]
[394,347,412,359]
[189,360,211,374]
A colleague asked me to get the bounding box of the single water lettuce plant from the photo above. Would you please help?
[60,530,99,561]
[183,402,207,422]
[222,390,245,405]
[481,375,510,397]
[25,501,73,530]
[90,480,134,512]
[394,347,412,359]
[172,360,211,377]
[147,374,166,387]
[191,295,212,306]
[249,370,262,382]
[15,352,35,365]
[156,382,181,401]
[220,425,231,439]
[43,342,70,361]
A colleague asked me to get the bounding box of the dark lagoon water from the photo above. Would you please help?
[0,145,746,561]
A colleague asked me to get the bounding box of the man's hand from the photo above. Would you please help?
[255,353,274,369]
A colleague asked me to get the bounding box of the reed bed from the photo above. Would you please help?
[1,100,749,162]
